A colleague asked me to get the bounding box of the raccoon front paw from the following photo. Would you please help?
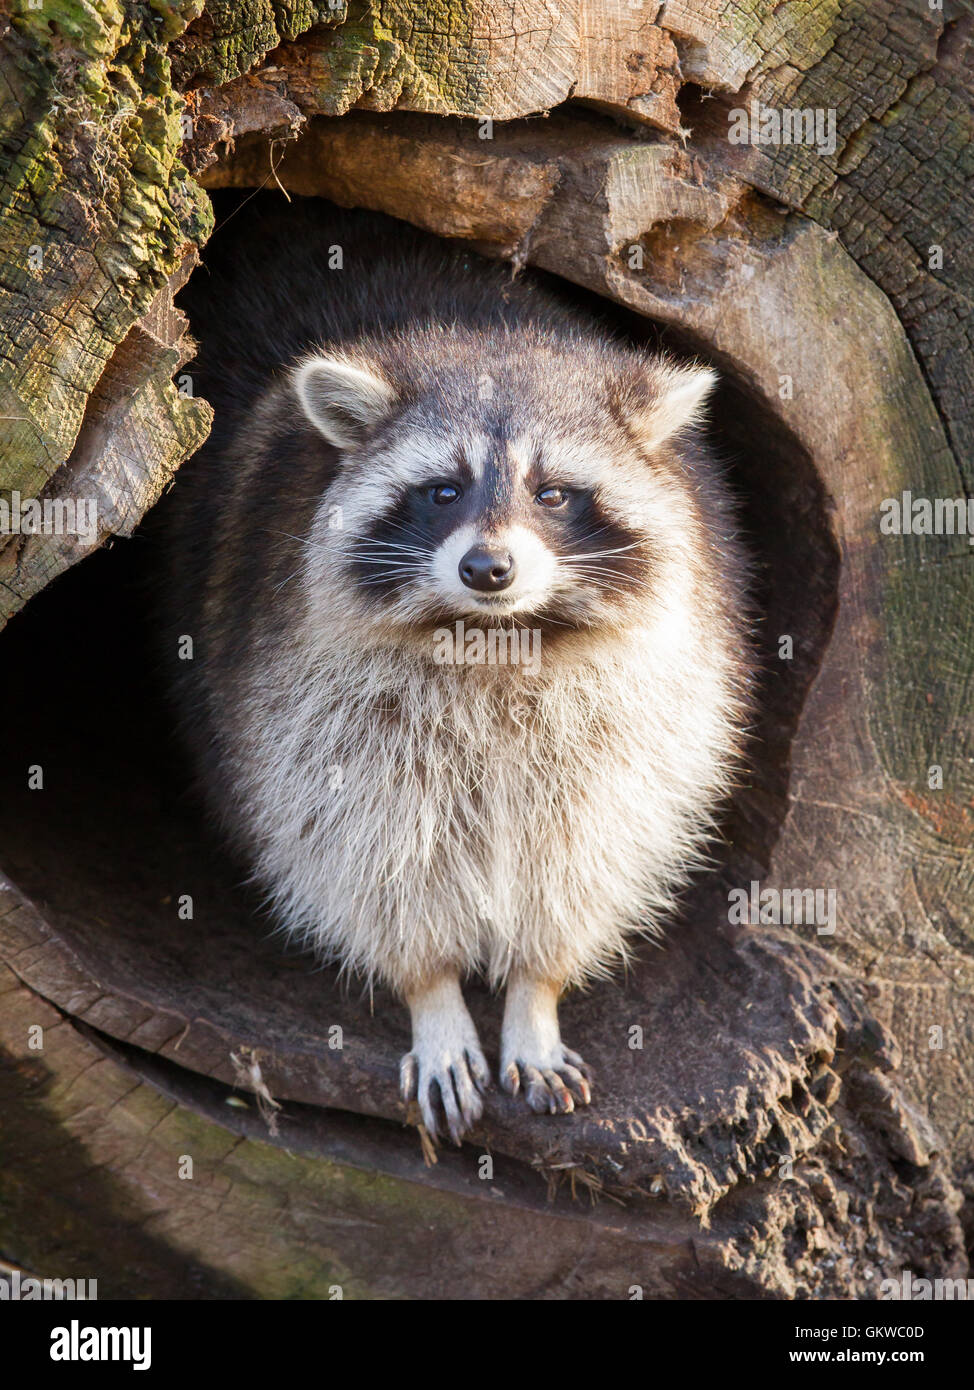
[400,1044,491,1145]
[501,1046,592,1115]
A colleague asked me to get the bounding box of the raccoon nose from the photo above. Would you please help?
[459,546,515,592]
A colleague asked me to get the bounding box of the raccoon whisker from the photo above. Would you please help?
[562,570,638,598]
[357,572,424,588]
[572,574,638,595]
[350,545,433,560]
[365,518,436,548]
[534,615,575,630]
[357,570,424,583]
[352,530,428,546]
[353,571,426,585]
[350,550,425,561]
[348,544,430,559]
[578,519,642,539]
[263,529,435,564]
[569,563,642,579]
[568,577,626,591]
[562,563,653,583]
[529,610,577,629]
[560,542,646,560]
[566,589,628,606]
[566,568,649,586]
[263,528,316,549]
[569,524,639,547]
[562,559,639,576]
[350,554,430,566]
[271,568,304,595]
[582,586,632,603]
[349,544,433,560]
[352,539,430,550]
[350,553,425,567]
[561,550,653,567]
[358,583,420,599]
[357,576,424,587]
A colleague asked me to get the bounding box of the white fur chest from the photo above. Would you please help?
[229,611,736,992]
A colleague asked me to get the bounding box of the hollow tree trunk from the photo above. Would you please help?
[0,1,971,1299]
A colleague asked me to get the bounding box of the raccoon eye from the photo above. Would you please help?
[536,486,569,509]
[429,483,462,505]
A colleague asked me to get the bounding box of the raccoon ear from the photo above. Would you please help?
[616,362,718,449]
[293,354,397,449]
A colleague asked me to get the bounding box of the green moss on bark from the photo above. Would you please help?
[0,4,211,501]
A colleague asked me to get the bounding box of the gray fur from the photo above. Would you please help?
[160,196,753,1140]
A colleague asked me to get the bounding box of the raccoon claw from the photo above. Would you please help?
[562,1048,594,1090]
[502,1051,592,1114]
[400,1046,490,1145]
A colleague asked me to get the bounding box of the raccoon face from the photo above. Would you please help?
[294,345,717,636]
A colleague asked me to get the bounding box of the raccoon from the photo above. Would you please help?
[161,194,751,1143]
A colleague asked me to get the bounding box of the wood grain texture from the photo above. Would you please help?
[1,890,966,1298]
[0,1,212,623]
[0,0,971,1296]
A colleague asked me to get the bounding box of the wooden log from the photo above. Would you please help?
[205,107,974,1203]
[0,872,966,1298]
[0,0,971,1298]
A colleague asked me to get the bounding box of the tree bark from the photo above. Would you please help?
[0,0,971,1298]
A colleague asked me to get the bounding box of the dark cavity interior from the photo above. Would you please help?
[0,193,839,1089]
